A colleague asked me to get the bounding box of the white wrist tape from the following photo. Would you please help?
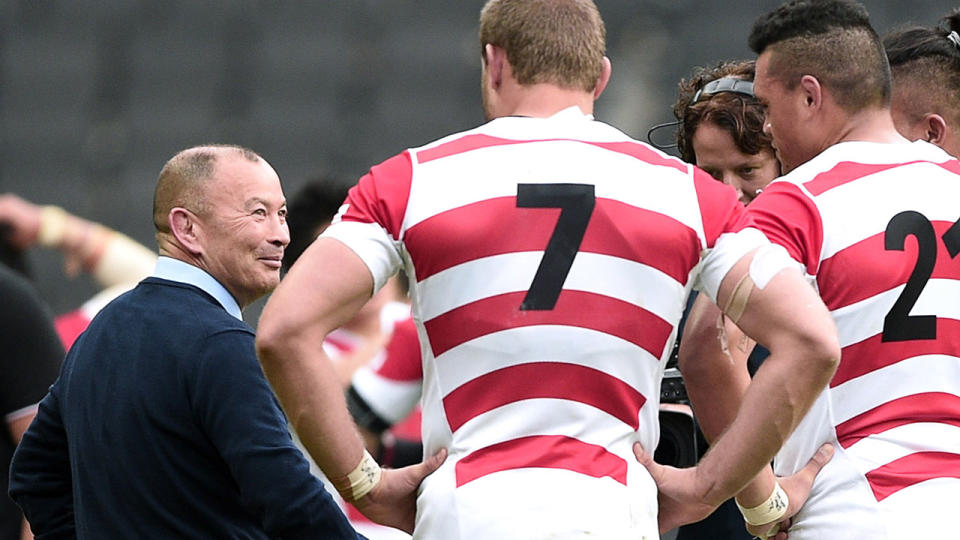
[38,205,69,247]
[334,450,382,502]
[736,482,789,526]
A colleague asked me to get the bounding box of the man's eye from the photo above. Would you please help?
[253,209,267,216]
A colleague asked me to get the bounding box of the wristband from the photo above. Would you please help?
[331,450,382,502]
[736,482,788,526]
[38,205,69,247]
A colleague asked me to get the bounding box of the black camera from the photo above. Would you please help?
[655,367,702,469]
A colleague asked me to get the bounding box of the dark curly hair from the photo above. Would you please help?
[672,60,773,165]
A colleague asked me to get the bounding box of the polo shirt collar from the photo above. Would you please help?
[153,256,243,321]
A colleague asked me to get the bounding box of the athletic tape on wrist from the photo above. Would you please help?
[38,205,69,247]
[737,482,788,526]
[333,450,382,502]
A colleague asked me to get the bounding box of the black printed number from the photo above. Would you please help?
[516,183,595,311]
[881,211,960,342]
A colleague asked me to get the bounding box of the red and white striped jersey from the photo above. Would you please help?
[323,107,763,539]
[747,140,960,540]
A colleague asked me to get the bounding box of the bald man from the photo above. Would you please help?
[9,145,364,539]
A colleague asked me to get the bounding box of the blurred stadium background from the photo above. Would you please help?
[1,0,955,322]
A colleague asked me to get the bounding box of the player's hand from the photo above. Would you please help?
[633,442,718,533]
[744,443,834,539]
[352,447,447,533]
[0,194,42,249]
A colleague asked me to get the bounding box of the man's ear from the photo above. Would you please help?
[798,74,823,113]
[169,207,203,256]
[922,113,948,146]
[484,43,504,90]
[593,56,612,100]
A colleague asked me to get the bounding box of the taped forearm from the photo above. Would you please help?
[38,205,156,287]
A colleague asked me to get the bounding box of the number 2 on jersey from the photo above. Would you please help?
[882,211,960,342]
[516,183,595,311]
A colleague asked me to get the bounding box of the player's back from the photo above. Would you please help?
[333,108,747,539]
[750,140,960,540]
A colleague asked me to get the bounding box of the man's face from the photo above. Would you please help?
[198,157,289,307]
[754,50,814,173]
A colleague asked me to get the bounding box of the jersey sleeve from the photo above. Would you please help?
[691,168,769,302]
[745,181,824,276]
[321,152,413,293]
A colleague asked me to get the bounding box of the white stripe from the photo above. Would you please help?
[831,278,960,347]
[448,399,649,461]
[878,477,960,539]
[404,140,701,232]
[831,354,960,424]
[433,325,664,399]
[844,423,960,475]
[816,162,960,260]
[416,250,686,323]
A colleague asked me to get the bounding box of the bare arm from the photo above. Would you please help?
[638,249,839,526]
[0,193,156,286]
[256,237,444,532]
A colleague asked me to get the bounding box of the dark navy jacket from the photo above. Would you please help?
[10,272,361,539]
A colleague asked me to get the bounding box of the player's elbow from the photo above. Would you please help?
[254,313,292,369]
[794,324,841,383]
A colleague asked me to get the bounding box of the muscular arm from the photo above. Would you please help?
[257,237,443,533]
[698,251,838,500]
[257,237,376,481]
[643,250,839,511]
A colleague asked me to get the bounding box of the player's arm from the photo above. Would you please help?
[0,193,156,286]
[256,237,444,533]
[677,292,828,538]
[638,246,839,529]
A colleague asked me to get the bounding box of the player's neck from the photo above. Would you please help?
[498,83,594,119]
[835,107,908,146]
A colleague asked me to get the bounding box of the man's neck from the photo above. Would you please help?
[497,83,594,119]
[834,106,908,146]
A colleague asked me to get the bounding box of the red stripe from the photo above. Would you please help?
[443,362,646,433]
[818,220,960,310]
[416,134,689,175]
[454,435,628,487]
[424,290,673,359]
[835,393,960,448]
[405,197,701,283]
[803,162,903,196]
[340,152,413,240]
[692,167,748,247]
[374,318,422,382]
[865,451,960,501]
[936,159,960,176]
[831,318,960,386]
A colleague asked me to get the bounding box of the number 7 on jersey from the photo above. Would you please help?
[516,183,595,311]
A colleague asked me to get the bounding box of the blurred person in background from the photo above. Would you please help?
[884,8,960,158]
[0,193,156,349]
[9,145,362,539]
[0,259,64,540]
[257,0,839,537]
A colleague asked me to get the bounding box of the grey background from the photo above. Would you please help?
[1,0,955,323]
